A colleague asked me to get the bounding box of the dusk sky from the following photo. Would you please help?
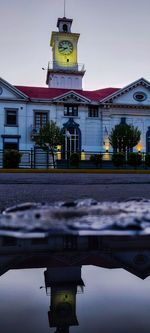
[1,0,150,90]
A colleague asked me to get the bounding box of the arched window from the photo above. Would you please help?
[63,24,68,32]
[62,118,81,159]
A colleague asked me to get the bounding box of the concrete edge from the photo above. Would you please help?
[0,168,150,174]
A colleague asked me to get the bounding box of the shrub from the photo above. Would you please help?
[127,152,142,169]
[112,152,125,168]
[90,154,103,167]
[145,153,150,167]
[3,150,22,168]
[69,152,80,168]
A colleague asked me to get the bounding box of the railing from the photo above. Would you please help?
[1,149,150,169]
[47,61,85,72]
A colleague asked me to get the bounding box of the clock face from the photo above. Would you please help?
[58,40,73,55]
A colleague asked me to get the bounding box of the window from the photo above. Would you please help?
[34,112,48,129]
[32,238,48,245]
[133,92,147,102]
[120,117,126,124]
[4,142,18,150]
[63,236,77,250]
[88,106,99,118]
[63,24,68,32]
[64,105,78,117]
[5,110,17,126]
[3,236,17,247]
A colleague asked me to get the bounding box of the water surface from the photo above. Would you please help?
[0,261,150,333]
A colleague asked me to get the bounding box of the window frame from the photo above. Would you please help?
[88,106,99,118]
[64,104,78,117]
[5,108,18,127]
[34,111,49,129]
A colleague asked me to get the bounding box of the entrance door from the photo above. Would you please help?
[64,127,79,159]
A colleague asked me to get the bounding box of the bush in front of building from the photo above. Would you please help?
[127,152,142,169]
[90,154,103,168]
[69,153,80,168]
[145,153,150,167]
[112,152,125,168]
[3,150,22,168]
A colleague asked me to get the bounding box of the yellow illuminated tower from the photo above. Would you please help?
[46,17,85,89]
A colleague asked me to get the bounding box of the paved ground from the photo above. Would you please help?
[0,173,150,211]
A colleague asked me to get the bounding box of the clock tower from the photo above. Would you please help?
[46,17,85,90]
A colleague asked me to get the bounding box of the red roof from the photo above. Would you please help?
[15,86,120,102]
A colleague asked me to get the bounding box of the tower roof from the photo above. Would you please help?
[57,17,73,28]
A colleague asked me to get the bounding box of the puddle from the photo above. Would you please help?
[1,199,150,332]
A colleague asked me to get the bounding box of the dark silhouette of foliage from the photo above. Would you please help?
[112,152,125,168]
[69,153,80,168]
[4,150,22,168]
[109,123,141,153]
[34,121,64,167]
[90,154,103,167]
[127,152,142,169]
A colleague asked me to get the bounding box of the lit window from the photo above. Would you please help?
[5,110,17,126]
[64,105,78,117]
[88,106,99,117]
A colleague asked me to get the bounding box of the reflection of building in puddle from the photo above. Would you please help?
[1,237,150,331]
[1,235,150,280]
[44,266,84,333]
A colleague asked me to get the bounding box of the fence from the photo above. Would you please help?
[1,149,150,169]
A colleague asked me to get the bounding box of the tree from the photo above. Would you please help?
[109,123,141,153]
[34,121,64,167]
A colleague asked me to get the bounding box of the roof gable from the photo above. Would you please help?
[113,250,150,280]
[101,78,150,105]
[53,90,91,103]
[0,77,28,101]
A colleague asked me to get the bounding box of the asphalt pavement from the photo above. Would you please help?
[0,173,150,211]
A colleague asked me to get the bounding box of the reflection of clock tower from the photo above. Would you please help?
[44,266,84,333]
[46,17,85,89]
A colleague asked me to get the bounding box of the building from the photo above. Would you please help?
[0,15,150,167]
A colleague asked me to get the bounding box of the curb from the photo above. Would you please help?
[0,168,150,174]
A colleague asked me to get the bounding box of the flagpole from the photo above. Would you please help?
[64,0,66,17]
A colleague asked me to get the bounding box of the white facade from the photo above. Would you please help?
[0,77,150,156]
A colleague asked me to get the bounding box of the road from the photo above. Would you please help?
[0,173,150,211]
